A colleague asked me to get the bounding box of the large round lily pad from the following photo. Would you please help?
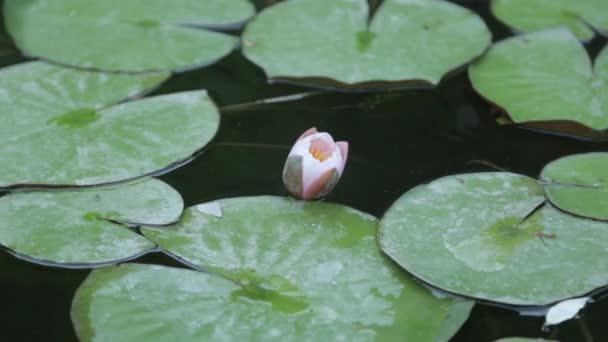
[379,172,608,305]
[541,153,608,220]
[103,196,481,341]
[0,61,219,187]
[242,0,491,90]
[469,28,608,136]
[4,0,255,72]
[492,0,608,41]
[0,178,182,267]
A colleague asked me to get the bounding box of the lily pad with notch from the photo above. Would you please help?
[492,0,608,41]
[0,178,183,267]
[541,153,608,220]
[114,196,479,341]
[4,0,255,72]
[0,61,220,188]
[242,0,491,90]
[379,172,608,305]
[469,28,608,139]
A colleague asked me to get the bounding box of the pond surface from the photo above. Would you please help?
[1,0,608,341]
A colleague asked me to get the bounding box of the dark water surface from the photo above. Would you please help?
[1,0,608,341]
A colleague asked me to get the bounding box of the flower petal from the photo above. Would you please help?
[303,168,339,200]
[309,137,334,161]
[297,127,319,141]
[282,155,303,198]
[336,141,349,171]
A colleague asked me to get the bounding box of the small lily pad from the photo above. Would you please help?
[469,28,608,137]
[541,153,608,220]
[4,0,255,72]
[242,0,491,90]
[379,172,608,305]
[492,0,608,41]
[0,61,219,187]
[0,178,182,267]
[115,196,477,341]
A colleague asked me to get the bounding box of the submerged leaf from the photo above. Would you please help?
[242,0,490,90]
[4,0,255,72]
[0,178,182,267]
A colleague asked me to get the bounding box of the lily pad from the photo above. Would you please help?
[242,0,491,90]
[541,153,608,220]
[492,0,608,41]
[124,196,475,341]
[379,172,608,305]
[0,178,182,267]
[469,28,608,137]
[0,61,219,187]
[4,0,255,72]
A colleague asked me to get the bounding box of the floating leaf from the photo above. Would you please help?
[379,172,608,305]
[242,0,491,90]
[545,297,590,326]
[114,196,478,341]
[4,0,255,72]
[541,153,608,220]
[0,178,182,267]
[492,0,608,41]
[469,28,608,137]
[0,62,219,187]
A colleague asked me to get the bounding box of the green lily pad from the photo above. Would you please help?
[4,0,255,72]
[242,0,491,90]
[541,153,608,220]
[0,61,219,188]
[114,196,477,341]
[379,172,608,305]
[0,178,182,267]
[492,0,608,41]
[469,28,608,136]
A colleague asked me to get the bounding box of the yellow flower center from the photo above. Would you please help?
[308,138,333,162]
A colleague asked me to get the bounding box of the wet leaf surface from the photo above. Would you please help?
[0,178,182,266]
[243,0,491,90]
[4,0,255,72]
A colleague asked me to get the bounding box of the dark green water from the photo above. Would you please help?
[1,0,608,341]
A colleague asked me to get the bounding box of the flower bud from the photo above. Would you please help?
[282,128,348,200]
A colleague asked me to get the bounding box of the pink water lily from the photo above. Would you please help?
[282,128,348,200]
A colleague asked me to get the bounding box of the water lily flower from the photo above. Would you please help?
[283,128,348,200]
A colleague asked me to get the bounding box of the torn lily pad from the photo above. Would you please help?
[541,153,608,220]
[0,178,182,267]
[4,0,254,72]
[0,61,219,187]
[379,172,608,305]
[492,0,608,41]
[242,0,491,90]
[469,28,608,138]
[131,196,474,341]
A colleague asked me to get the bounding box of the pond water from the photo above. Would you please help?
[1,0,608,341]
